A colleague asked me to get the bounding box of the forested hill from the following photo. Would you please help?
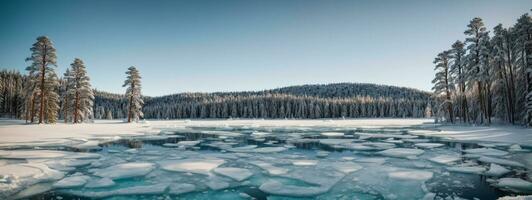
[0,69,432,119]
[267,83,430,99]
[93,83,432,119]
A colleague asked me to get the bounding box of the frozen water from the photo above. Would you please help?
[331,162,363,173]
[249,161,289,175]
[414,143,444,149]
[485,164,511,177]
[388,170,433,181]
[84,177,115,188]
[213,167,253,181]
[292,159,319,166]
[168,183,196,195]
[495,178,532,193]
[377,148,424,158]
[52,175,90,188]
[93,162,155,179]
[1,119,530,199]
[320,132,344,137]
[429,154,461,165]
[447,166,486,174]
[159,158,225,175]
[463,148,509,157]
[478,156,525,168]
[259,180,330,197]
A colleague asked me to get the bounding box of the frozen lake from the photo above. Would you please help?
[0,120,531,199]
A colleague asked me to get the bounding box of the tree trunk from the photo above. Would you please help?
[73,91,79,123]
[38,45,47,124]
[526,29,532,127]
[30,92,36,123]
[64,93,68,123]
[127,82,134,123]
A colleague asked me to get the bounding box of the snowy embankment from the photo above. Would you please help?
[0,118,530,147]
[410,125,532,146]
[0,119,157,148]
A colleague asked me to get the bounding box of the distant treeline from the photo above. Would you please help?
[93,83,433,119]
[1,72,433,120]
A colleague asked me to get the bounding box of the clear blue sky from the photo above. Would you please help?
[1,0,530,96]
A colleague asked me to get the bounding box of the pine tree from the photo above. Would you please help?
[432,50,454,123]
[450,40,468,122]
[464,18,489,124]
[62,68,73,123]
[68,58,94,123]
[123,66,143,122]
[25,36,58,124]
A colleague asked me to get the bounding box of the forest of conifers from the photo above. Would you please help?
[0,74,432,120]
[431,13,532,126]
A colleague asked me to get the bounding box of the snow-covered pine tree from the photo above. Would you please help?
[123,66,143,122]
[69,59,94,123]
[432,50,454,123]
[450,40,468,122]
[25,36,58,124]
[464,18,489,124]
[491,24,519,124]
[43,71,60,123]
[61,68,73,123]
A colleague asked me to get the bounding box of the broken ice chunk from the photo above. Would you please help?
[463,148,508,157]
[485,164,511,177]
[159,159,225,175]
[85,177,115,188]
[377,148,424,158]
[414,143,444,149]
[53,175,90,188]
[478,156,525,168]
[388,170,433,181]
[213,167,253,181]
[93,162,155,179]
[428,155,461,165]
[447,166,486,174]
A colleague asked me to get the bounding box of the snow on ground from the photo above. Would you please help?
[411,125,532,145]
[1,118,529,145]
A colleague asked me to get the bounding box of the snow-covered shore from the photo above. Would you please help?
[0,118,530,146]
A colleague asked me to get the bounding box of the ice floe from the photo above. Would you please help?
[85,177,115,188]
[213,167,253,181]
[331,162,363,173]
[52,175,90,188]
[320,132,344,137]
[249,161,289,175]
[447,166,486,174]
[168,183,196,195]
[377,148,424,158]
[478,156,525,168]
[259,180,330,197]
[414,143,444,149]
[495,178,532,193]
[388,170,433,181]
[428,155,461,165]
[292,160,319,166]
[485,164,511,177]
[463,148,508,157]
[93,162,155,179]
[159,159,225,175]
